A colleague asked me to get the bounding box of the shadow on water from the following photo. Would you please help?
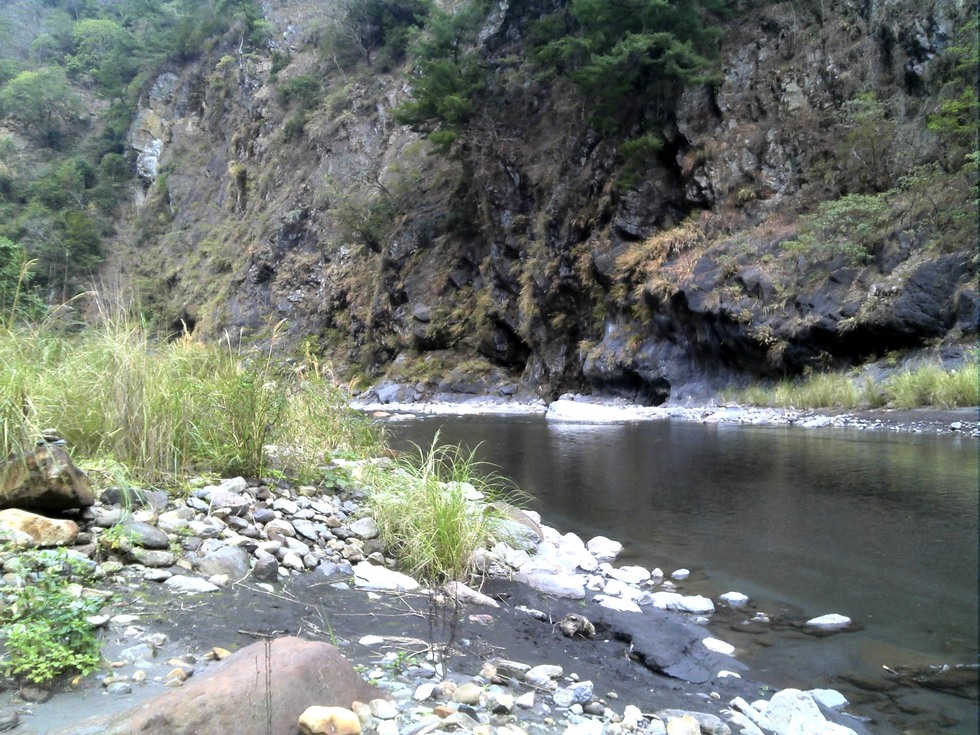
[388,416,979,734]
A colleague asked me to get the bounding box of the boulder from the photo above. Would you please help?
[0,508,78,547]
[352,562,419,592]
[196,545,250,580]
[0,445,94,512]
[54,637,381,735]
[299,706,361,735]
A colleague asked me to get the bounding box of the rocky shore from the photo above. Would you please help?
[353,391,980,438]
[0,404,976,734]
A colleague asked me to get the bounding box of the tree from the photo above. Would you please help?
[67,18,136,92]
[393,1,489,147]
[0,67,83,147]
[323,0,429,68]
[534,0,724,132]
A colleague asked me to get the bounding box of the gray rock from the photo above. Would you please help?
[196,545,250,580]
[251,555,279,582]
[553,681,593,708]
[129,548,177,568]
[163,575,220,594]
[658,710,731,735]
[349,517,379,539]
[514,571,585,599]
[252,507,276,524]
[805,613,851,630]
[118,521,170,550]
[209,489,251,517]
[352,562,419,592]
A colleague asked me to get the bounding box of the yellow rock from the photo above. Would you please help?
[211,646,233,660]
[666,715,701,735]
[298,706,362,735]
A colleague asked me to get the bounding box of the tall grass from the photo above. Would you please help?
[733,359,979,410]
[885,362,979,409]
[363,436,523,585]
[0,306,380,483]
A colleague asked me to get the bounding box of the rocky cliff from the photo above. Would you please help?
[110,0,978,402]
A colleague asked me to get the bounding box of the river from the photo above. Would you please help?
[387,414,979,733]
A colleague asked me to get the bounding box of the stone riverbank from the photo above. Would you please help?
[1,407,975,733]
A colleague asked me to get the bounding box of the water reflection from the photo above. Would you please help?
[389,417,979,662]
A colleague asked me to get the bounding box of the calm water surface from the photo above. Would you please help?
[388,416,979,731]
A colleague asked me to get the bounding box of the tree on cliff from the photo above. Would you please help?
[0,67,83,148]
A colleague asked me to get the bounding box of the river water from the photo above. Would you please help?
[387,414,979,733]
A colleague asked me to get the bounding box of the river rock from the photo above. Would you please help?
[552,681,593,708]
[586,535,622,562]
[514,570,585,599]
[196,545,250,579]
[129,548,177,567]
[594,594,642,613]
[0,445,95,512]
[805,614,851,630]
[251,555,279,582]
[0,508,78,547]
[163,575,220,594]
[352,562,419,592]
[444,580,500,607]
[720,591,749,606]
[763,689,856,735]
[524,664,563,689]
[209,488,251,517]
[299,706,362,735]
[807,688,848,709]
[54,637,381,735]
[349,517,379,539]
[120,520,171,550]
[664,714,700,735]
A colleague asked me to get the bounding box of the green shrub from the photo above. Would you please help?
[363,436,523,585]
[1,549,105,685]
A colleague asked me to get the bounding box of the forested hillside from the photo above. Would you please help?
[1,0,976,402]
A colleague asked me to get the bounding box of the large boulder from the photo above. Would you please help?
[0,445,95,513]
[0,508,78,547]
[54,637,382,735]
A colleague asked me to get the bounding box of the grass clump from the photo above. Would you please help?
[0,305,381,484]
[733,358,979,410]
[363,436,523,586]
[884,362,979,409]
[736,372,860,409]
[0,549,105,686]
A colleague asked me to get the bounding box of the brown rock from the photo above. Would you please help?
[298,706,362,735]
[0,445,94,512]
[53,637,382,735]
[0,508,78,547]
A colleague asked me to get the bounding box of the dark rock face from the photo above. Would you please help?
[54,637,382,735]
[114,0,976,399]
[0,445,95,513]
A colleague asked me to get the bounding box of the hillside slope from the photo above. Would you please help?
[4,0,975,402]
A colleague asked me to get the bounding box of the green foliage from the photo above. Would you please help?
[323,0,430,69]
[278,74,322,109]
[837,92,899,193]
[0,66,83,147]
[363,435,523,585]
[0,307,382,483]
[393,1,489,140]
[0,237,45,325]
[66,18,136,92]
[884,362,979,409]
[533,0,725,132]
[928,17,979,167]
[783,193,889,263]
[0,549,105,686]
[733,358,979,410]
[617,132,664,188]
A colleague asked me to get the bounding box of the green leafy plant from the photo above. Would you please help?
[782,193,890,264]
[1,549,106,685]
